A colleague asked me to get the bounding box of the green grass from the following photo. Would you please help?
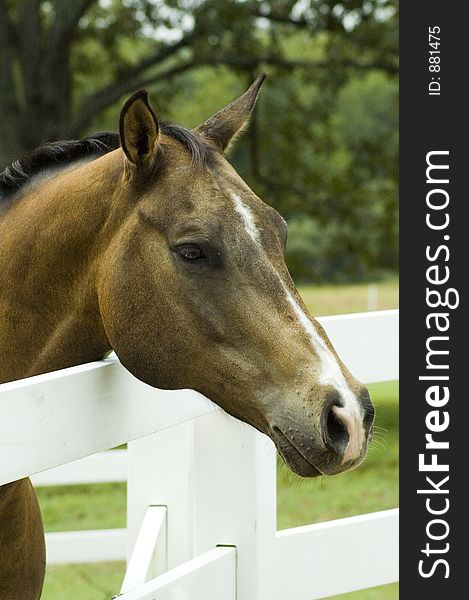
[38,279,399,599]
[38,483,126,533]
[299,277,399,316]
[328,584,399,599]
[42,563,126,600]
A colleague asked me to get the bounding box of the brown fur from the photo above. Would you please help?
[0,76,373,598]
[0,480,45,600]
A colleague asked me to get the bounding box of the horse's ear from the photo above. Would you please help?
[194,73,267,152]
[119,90,159,168]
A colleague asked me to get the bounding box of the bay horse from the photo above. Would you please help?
[0,75,374,599]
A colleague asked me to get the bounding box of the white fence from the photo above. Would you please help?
[0,310,399,599]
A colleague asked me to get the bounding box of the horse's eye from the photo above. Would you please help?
[178,245,206,261]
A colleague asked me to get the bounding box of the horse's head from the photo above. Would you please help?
[99,76,374,477]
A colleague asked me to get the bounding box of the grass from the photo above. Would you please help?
[39,483,126,533]
[37,278,399,599]
[42,563,126,600]
[300,277,399,316]
[329,584,399,599]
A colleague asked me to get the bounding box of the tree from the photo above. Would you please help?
[0,0,398,165]
[0,0,398,281]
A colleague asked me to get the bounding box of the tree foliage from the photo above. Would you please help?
[0,0,398,281]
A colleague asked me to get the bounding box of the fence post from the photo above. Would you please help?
[126,420,196,570]
[192,411,277,600]
[126,410,276,600]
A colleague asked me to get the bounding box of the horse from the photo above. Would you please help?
[0,74,374,599]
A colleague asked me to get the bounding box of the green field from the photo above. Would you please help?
[300,278,399,317]
[37,280,399,599]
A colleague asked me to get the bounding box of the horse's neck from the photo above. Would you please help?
[0,154,124,383]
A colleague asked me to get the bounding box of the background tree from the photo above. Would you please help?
[0,0,398,281]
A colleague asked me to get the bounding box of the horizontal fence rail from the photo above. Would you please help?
[0,310,398,487]
[0,360,217,486]
[31,449,128,487]
[46,528,127,565]
[275,509,399,599]
[0,310,399,599]
[320,309,398,382]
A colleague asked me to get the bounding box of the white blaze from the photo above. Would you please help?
[230,191,364,461]
[232,193,259,242]
[283,288,365,462]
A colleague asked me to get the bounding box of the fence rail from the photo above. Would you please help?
[0,310,399,599]
[275,509,399,599]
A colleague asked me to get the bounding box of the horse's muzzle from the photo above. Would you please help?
[271,387,374,477]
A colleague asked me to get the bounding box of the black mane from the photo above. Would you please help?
[0,132,120,202]
[0,123,214,203]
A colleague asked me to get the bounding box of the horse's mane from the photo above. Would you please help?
[0,132,120,203]
[0,123,213,203]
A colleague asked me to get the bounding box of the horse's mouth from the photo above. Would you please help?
[272,427,323,478]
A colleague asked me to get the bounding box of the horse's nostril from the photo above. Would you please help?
[325,405,349,455]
